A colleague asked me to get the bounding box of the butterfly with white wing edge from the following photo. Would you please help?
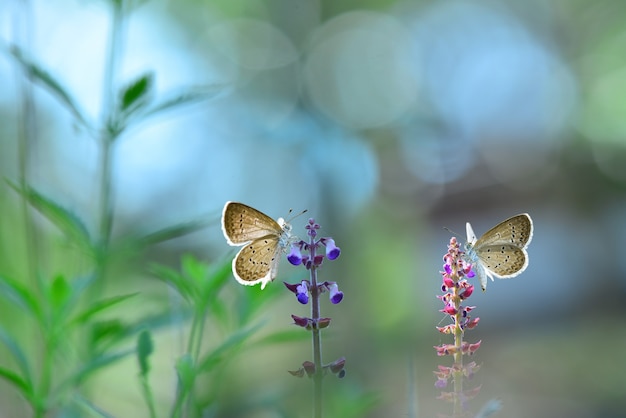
[221,201,299,289]
[463,213,533,291]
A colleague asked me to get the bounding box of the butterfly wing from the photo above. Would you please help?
[232,235,283,289]
[467,214,533,291]
[474,213,533,249]
[475,244,529,279]
[222,201,283,245]
[466,222,478,245]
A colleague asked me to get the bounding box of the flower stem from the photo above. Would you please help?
[309,234,323,418]
[452,298,464,416]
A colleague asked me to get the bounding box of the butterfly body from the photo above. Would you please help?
[221,202,293,289]
[464,213,533,291]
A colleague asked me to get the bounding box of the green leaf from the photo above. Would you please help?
[142,85,226,120]
[136,219,209,247]
[71,394,117,418]
[90,320,128,353]
[8,46,91,129]
[49,275,72,311]
[0,366,32,398]
[197,322,263,373]
[62,349,134,389]
[0,275,41,319]
[120,73,154,112]
[0,326,33,382]
[175,354,195,391]
[70,293,139,325]
[7,181,92,253]
[200,258,232,301]
[137,330,153,377]
[150,263,196,302]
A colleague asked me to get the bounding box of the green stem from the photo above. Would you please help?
[309,236,323,418]
[452,275,464,417]
[141,374,158,418]
[96,0,124,275]
[12,2,48,416]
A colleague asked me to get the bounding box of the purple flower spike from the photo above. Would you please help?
[287,245,303,266]
[328,282,343,304]
[297,280,309,304]
[324,238,341,260]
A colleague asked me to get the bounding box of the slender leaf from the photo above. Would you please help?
[7,181,92,252]
[8,45,91,128]
[120,73,153,112]
[62,349,134,388]
[0,327,32,382]
[70,293,139,325]
[201,259,232,301]
[72,394,117,418]
[90,320,128,353]
[49,275,72,312]
[137,330,153,377]
[142,85,227,120]
[136,219,209,247]
[150,264,196,302]
[0,275,41,319]
[197,322,263,373]
[175,354,195,391]
[0,366,31,397]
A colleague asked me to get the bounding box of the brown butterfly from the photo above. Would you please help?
[221,201,294,289]
[464,213,533,291]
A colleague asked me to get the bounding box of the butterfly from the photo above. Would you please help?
[464,213,533,291]
[221,201,294,289]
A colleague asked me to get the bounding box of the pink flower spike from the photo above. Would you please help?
[468,341,481,354]
[460,285,474,299]
[466,317,480,329]
[442,304,458,316]
[442,276,455,289]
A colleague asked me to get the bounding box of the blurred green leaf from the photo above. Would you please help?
[71,394,117,418]
[0,326,33,384]
[90,319,128,353]
[63,349,134,388]
[137,330,153,377]
[150,263,196,302]
[8,45,91,129]
[70,293,139,325]
[197,322,263,373]
[136,219,209,247]
[120,73,153,113]
[175,354,195,391]
[104,220,210,269]
[235,278,283,326]
[200,258,232,303]
[142,85,226,120]
[50,275,72,312]
[0,275,42,319]
[7,181,92,253]
[0,366,32,399]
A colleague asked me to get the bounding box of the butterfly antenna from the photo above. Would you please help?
[287,208,308,223]
[443,226,461,238]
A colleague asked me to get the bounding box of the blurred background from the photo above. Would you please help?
[1,0,626,417]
